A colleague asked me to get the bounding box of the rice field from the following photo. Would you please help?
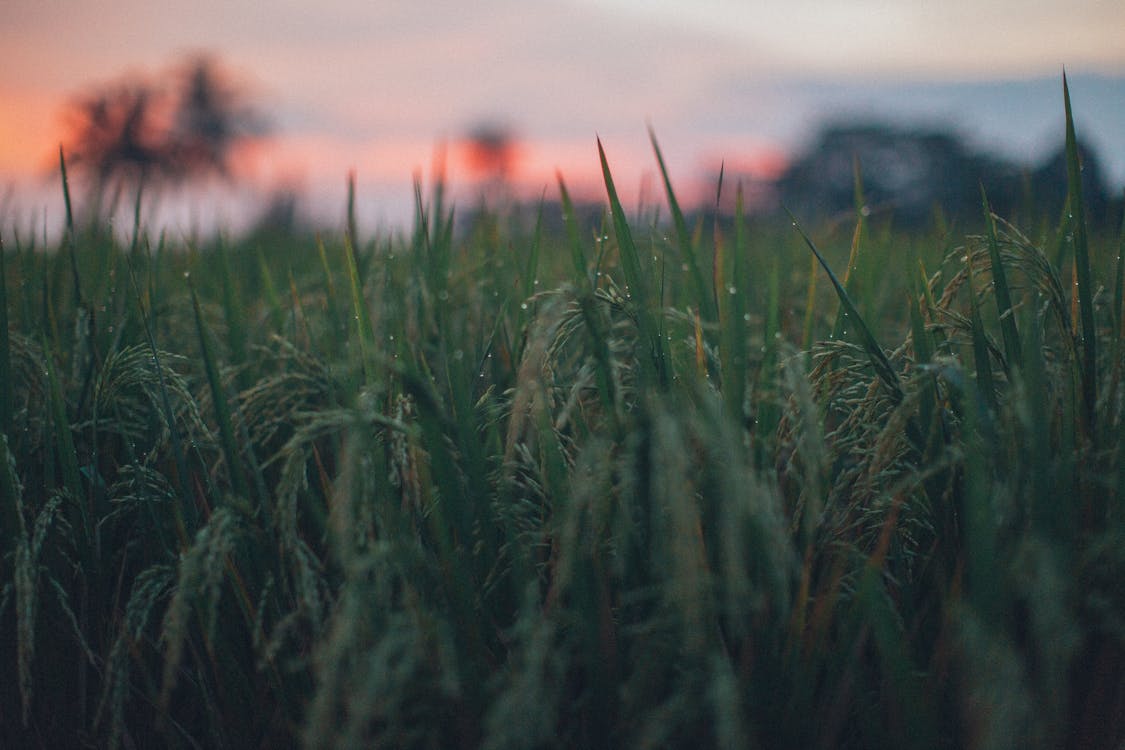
[1,78,1123,749]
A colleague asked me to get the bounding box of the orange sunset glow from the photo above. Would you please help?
[3,0,1125,235]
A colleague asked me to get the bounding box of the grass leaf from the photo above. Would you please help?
[788,211,903,403]
[1063,72,1097,436]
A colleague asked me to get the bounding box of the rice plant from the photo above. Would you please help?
[1,76,1123,749]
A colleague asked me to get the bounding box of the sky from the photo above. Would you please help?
[2,0,1124,234]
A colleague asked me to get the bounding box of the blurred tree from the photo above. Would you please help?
[66,79,169,215]
[463,122,519,184]
[773,122,1113,229]
[63,55,267,218]
[168,56,267,180]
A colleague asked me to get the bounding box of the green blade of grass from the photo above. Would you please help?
[649,127,715,322]
[982,187,1022,369]
[346,170,359,269]
[853,567,940,750]
[909,281,938,446]
[1113,202,1124,341]
[58,146,83,308]
[343,235,374,386]
[965,252,998,412]
[316,236,344,343]
[598,137,668,388]
[189,278,248,501]
[43,343,82,502]
[598,138,647,304]
[788,211,903,403]
[579,290,623,435]
[831,161,867,340]
[125,261,197,538]
[1063,72,1097,436]
[255,244,284,332]
[0,433,22,563]
[216,241,248,387]
[556,173,589,284]
[801,252,819,350]
[718,184,749,425]
[1019,303,1065,537]
[0,233,10,437]
[523,191,545,302]
[832,220,864,342]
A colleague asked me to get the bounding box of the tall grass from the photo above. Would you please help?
[1,78,1124,749]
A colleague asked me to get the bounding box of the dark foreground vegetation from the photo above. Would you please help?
[1,79,1123,749]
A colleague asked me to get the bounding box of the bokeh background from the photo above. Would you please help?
[3,0,1124,234]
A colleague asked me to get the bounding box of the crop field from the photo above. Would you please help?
[1,80,1123,749]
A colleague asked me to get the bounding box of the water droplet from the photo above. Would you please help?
[438,290,449,301]
[520,302,529,310]
[453,349,464,361]
[728,286,737,295]
[743,313,750,321]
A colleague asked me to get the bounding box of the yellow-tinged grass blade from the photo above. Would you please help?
[693,309,706,380]
[831,159,867,340]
